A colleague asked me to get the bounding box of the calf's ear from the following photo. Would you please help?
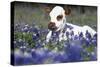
[64,7,71,15]
[44,5,54,14]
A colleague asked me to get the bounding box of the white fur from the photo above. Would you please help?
[46,6,96,42]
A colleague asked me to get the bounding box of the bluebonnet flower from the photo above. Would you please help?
[79,32,83,38]
[32,33,39,41]
[63,41,70,50]
[78,32,86,44]
[85,39,91,46]
[51,31,59,42]
[53,51,69,62]
[85,30,91,39]
[35,41,43,48]
[81,49,91,61]
[19,46,26,53]
[31,49,41,64]
[23,52,34,65]
[31,25,40,33]
[41,29,49,35]
[92,33,97,46]
[93,33,97,39]
[53,53,65,62]
[84,30,92,46]
[68,31,74,40]
[74,35,79,40]
[70,31,74,36]
[13,49,24,65]
[21,24,30,32]
[15,39,25,48]
[90,47,97,61]
[66,31,69,37]
[13,23,97,65]
[66,40,83,62]
[31,48,47,64]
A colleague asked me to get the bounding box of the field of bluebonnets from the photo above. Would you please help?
[12,2,97,65]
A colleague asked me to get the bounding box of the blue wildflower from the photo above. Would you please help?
[85,30,91,39]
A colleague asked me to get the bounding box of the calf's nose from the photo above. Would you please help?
[48,22,56,31]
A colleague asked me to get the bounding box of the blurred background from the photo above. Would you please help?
[14,2,97,31]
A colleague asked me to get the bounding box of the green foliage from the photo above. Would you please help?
[85,45,95,53]
[14,32,35,48]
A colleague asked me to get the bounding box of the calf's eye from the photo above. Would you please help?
[57,15,63,21]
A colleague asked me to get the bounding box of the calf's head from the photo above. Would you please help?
[48,6,71,31]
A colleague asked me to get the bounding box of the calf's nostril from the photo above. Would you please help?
[48,22,56,31]
[48,22,55,27]
[49,22,55,25]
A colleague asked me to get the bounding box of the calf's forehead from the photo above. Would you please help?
[49,6,65,17]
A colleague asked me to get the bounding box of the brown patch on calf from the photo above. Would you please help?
[64,6,71,15]
[44,5,54,14]
[65,8,71,15]
[57,15,63,21]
